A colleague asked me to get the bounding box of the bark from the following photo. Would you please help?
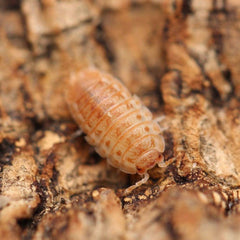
[0,0,240,239]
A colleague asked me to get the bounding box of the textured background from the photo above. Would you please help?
[0,0,240,239]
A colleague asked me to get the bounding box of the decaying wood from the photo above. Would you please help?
[0,0,240,239]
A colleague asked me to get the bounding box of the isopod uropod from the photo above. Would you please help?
[66,68,165,193]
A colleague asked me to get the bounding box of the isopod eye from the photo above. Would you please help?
[136,166,145,174]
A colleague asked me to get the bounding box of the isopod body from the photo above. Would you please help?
[66,69,165,178]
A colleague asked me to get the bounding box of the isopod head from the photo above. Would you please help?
[136,149,164,174]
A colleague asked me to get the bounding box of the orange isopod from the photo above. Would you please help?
[66,68,165,192]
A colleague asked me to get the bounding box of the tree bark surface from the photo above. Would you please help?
[0,0,240,239]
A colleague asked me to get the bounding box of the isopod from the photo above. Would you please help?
[66,68,165,193]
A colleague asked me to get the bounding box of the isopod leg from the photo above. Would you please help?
[154,115,168,132]
[154,115,165,123]
[123,172,149,195]
[70,129,83,140]
[158,161,167,168]
[158,157,175,168]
